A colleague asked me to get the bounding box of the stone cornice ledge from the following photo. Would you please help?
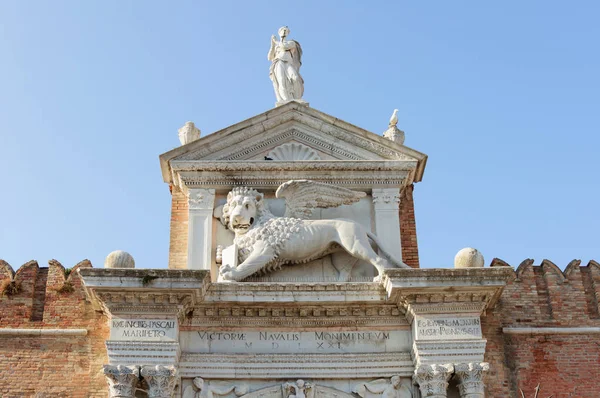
[0,328,88,337]
[78,269,211,317]
[204,281,388,303]
[171,160,417,172]
[382,267,514,316]
[503,327,600,334]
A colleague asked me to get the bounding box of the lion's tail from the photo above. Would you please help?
[367,232,410,269]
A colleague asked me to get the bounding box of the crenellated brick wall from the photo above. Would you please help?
[0,259,108,397]
[484,258,600,398]
[3,257,600,397]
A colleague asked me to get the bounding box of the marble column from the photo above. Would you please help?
[140,365,178,398]
[413,364,454,398]
[454,363,489,398]
[372,188,402,260]
[103,364,139,398]
[187,188,216,269]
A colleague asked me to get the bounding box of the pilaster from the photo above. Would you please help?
[454,362,489,398]
[372,188,402,260]
[186,188,216,270]
[103,364,140,398]
[413,364,454,398]
[140,365,178,398]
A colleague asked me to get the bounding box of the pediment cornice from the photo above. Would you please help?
[159,102,427,187]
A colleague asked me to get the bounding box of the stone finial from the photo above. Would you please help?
[104,250,135,269]
[178,121,201,145]
[383,109,405,145]
[389,109,399,126]
[454,248,484,269]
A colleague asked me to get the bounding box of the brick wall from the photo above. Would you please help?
[485,259,600,398]
[0,259,108,397]
[169,186,189,269]
[400,184,420,268]
[3,256,599,397]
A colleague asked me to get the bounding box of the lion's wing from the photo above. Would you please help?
[275,180,366,219]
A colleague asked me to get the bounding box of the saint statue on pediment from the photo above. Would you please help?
[268,26,305,106]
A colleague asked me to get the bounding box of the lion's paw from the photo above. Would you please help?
[218,264,236,282]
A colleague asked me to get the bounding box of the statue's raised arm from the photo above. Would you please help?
[268,26,305,106]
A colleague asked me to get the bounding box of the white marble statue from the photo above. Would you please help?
[283,380,314,398]
[353,376,412,398]
[179,121,201,145]
[216,180,409,282]
[268,26,304,106]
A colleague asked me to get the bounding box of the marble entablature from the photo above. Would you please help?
[80,267,512,397]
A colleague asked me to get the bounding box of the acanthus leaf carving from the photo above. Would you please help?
[372,188,401,211]
[188,189,216,210]
[103,364,140,398]
[413,364,454,398]
[140,365,178,398]
[454,362,489,398]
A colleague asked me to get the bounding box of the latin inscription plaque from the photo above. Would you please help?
[110,318,178,342]
[180,330,411,354]
[413,315,482,341]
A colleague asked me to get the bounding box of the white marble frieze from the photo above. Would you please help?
[179,352,414,378]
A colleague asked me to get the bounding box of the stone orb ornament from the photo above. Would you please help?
[454,248,484,268]
[104,250,135,269]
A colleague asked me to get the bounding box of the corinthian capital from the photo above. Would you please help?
[140,365,178,398]
[103,364,140,398]
[413,364,454,398]
[187,188,216,210]
[372,188,401,210]
[454,362,490,398]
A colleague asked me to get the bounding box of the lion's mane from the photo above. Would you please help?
[221,187,270,227]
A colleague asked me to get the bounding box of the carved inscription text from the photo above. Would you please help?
[110,318,178,341]
[414,316,482,341]
[182,330,409,354]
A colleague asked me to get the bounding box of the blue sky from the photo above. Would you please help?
[0,1,598,270]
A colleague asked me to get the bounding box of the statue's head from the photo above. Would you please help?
[390,376,400,388]
[193,377,204,390]
[278,26,290,39]
[296,380,305,388]
[222,187,266,236]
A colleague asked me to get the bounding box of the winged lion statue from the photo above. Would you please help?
[216,180,409,282]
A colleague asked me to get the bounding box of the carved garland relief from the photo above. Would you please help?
[182,378,412,398]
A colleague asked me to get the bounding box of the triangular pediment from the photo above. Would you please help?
[159,101,427,185]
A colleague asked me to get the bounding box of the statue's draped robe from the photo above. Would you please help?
[269,40,304,103]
